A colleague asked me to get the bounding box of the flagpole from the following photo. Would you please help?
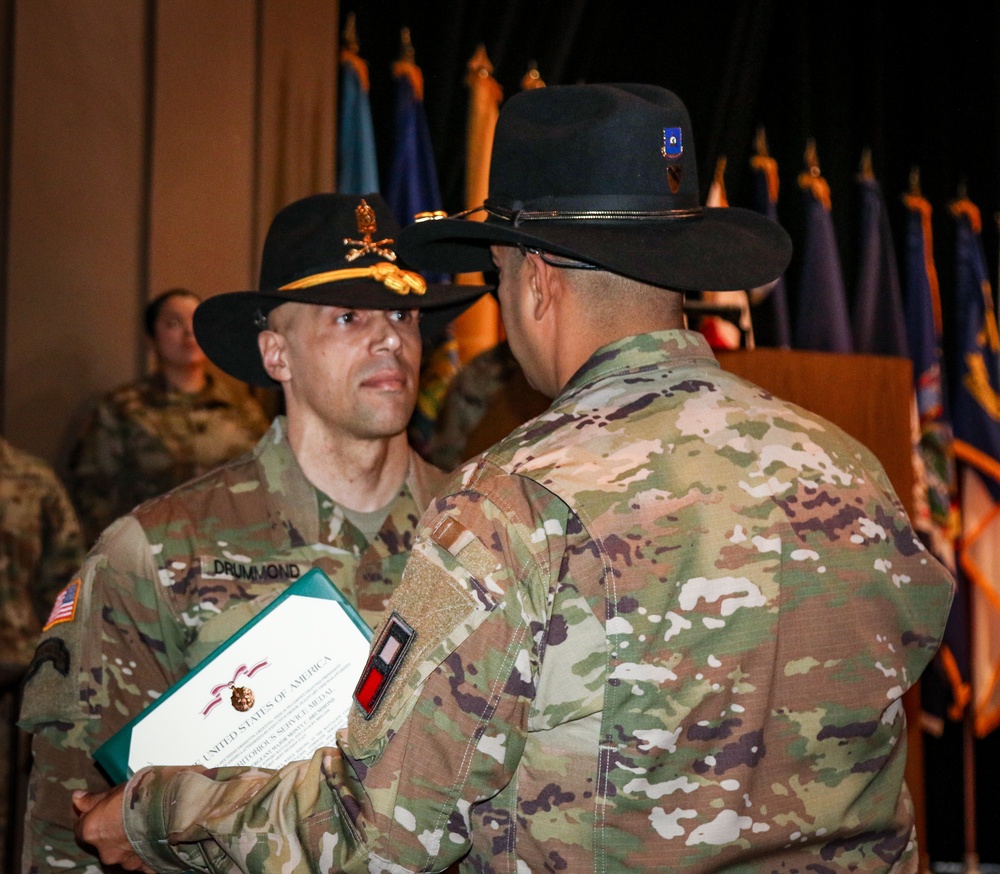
[959,477,979,874]
[953,185,980,874]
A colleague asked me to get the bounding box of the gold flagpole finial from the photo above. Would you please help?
[342,12,359,53]
[714,155,727,185]
[754,125,769,158]
[908,165,921,197]
[521,61,545,90]
[858,147,874,181]
[399,26,415,62]
[803,138,820,177]
[799,139,830,208]
[468,44,494,78]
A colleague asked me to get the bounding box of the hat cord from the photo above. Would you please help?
[493,205,704,225]
[278,263,427,296]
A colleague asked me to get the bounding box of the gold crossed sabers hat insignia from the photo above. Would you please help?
[344,199,397,262]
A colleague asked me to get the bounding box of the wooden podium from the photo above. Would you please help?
[716,348,928,866]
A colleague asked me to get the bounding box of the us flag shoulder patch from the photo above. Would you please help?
[43,578,81,631]
[354,612,415,720]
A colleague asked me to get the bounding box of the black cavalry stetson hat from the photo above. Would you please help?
[195,193,489,387]
[397,83,791,292]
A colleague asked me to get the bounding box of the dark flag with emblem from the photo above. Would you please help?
[903,190,965,730]
[794,142,853,353]
[748,133,792,348]
[853,163,908,356]
[950,196,1000,737]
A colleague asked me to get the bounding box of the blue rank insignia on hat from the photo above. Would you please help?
[662,127,683,158]
[354,612,415,719]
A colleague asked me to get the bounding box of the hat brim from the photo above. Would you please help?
[397,206,791,293]
[195,278,489,388]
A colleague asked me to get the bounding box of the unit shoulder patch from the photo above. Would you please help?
[354,612,415,720]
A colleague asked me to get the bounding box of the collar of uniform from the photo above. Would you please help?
[144,371,222,406]
[251,416,324,545]
[253,418,446,551]
[330,450,445,553]
[559,328,720,399]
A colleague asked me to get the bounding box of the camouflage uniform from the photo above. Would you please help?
[67,372,272,545]
[19,416,445,873]
[0,437,84,866]
[118,331,952,873]
[0,437,85,666]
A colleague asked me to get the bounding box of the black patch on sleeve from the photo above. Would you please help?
[24,637,71,682]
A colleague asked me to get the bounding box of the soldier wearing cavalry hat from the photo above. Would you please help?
[76,85,952,874]
[20,193,485,873]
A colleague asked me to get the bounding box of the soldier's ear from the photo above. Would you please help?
[258,330,291,384]
[524,251,559,322]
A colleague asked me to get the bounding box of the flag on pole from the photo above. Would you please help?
[853,155,908,356]
[337,17,379,196]
[904,189,959,566]
[385,33,443,228]
[902,188,965,728]
[450,45,505,365]
[950,195,1000,737]
[385,29,460,456]
[697,156,753,350]
[748,130,791,348]
[794,141,853,353]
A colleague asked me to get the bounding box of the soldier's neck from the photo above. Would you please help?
[289,419,411,513]
[160,363,207,394]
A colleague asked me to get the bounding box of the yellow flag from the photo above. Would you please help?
[451,46,504,364]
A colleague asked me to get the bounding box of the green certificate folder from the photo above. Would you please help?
[94,568,373,784]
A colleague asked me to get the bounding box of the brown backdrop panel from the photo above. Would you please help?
[255,0,338,264]
[4,1,148,463]
[148,1,257,301]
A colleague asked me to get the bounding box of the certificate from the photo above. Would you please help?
[94,568,373,784]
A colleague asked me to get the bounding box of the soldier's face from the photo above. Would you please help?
[153,294,206,369]
[265,302,421,441]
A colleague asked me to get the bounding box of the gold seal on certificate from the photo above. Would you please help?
[231,686,255,712]
[94,569,373,785]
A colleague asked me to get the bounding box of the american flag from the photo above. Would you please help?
[44,579,80,630]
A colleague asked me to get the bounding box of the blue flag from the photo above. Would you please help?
[949,197,1000,737]
[794,170,853,352]
[385,59,442,228]
[386,57,460,455]
[748,153,791,348]
[853,175,908,356]
[337,49,379,195]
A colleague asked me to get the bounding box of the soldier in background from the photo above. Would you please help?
[20,193,486,872]
[427,338,548,470]
[0,436,84,868]
[76,86,954,873]
[65,287,272,545]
